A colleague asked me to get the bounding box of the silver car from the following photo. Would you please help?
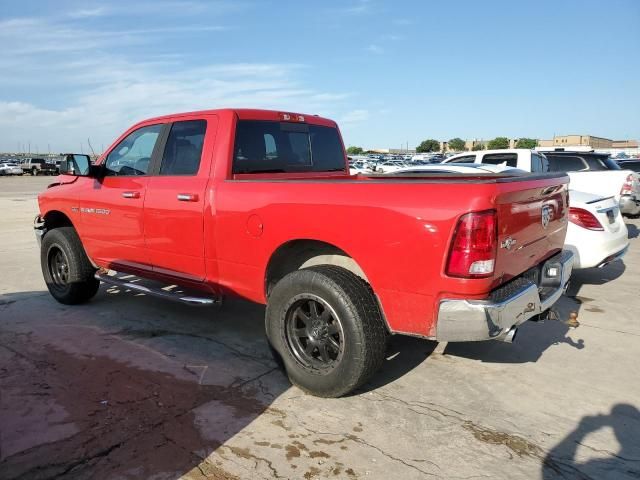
[0,163,23,176]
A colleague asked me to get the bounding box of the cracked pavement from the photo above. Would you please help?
[1,176,639,479]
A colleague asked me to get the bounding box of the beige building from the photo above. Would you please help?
[537,135,613,149]
[612,139,639,149]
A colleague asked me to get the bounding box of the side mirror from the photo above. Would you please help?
[59,154,92,176]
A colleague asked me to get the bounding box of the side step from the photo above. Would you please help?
[95,272,221,306]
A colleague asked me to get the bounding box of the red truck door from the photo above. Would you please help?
[143,116,217,282]
[80,123,164,271]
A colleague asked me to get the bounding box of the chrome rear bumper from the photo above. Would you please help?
[435,250,574,342]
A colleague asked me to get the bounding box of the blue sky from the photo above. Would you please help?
[1,0,639,153]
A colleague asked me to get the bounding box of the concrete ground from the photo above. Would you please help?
[1,175,639,480]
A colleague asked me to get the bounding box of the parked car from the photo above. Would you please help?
[442,148,548,171]
[390,163,525,175]
[564,191,629,269]
[0,162,23,175]
[373,160,408,173]
[35,108,573,397]
[616,159,640,173]
[20,158,57,176]
[444,149,640,216]
[543,150,640,217]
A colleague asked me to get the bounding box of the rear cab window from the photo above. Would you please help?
[481,153,518,168]
[233,120,345,174]
[448,155,476,164]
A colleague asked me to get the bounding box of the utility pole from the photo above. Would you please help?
[28,141,31,154]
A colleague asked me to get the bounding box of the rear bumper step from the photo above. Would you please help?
[95,271,221,306]
[434,250,574,342]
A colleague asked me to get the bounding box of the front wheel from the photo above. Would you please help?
[266,265,387,398]
[41,227,100,305]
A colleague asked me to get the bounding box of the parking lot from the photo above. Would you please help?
[1,176,639,480]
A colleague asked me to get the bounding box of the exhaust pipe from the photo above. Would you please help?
[498,326,518,343]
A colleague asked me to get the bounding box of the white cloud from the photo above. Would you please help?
[341,0,372,15]
[0,7,365,152]
[68,7,109,18]
[340,109,370,125]
[366,44,384,54]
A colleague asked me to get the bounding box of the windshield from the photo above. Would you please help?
[233,121,345,174]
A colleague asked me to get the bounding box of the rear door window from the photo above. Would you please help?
[233,120,345,174]
[159,120,207,175]
[481,153,518,167]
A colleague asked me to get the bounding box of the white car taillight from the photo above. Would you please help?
[620,174,634,196]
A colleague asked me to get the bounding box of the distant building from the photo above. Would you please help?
[537,135,613,149]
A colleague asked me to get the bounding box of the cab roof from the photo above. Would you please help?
[139,108,337,128]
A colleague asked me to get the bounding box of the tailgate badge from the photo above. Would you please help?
[541,205,554,229]
[501,237,517,250]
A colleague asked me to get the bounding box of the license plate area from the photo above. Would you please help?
[606,210,615,224]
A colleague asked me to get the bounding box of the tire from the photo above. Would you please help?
[31,168,38,176]
[41,227,100,305]
[266,265,387,398]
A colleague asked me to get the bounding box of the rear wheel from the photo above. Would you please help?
[31,167,38,176]
[41,227,100,305]
[266,265,387,397]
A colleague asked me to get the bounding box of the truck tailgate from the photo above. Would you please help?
[493,182,568,283]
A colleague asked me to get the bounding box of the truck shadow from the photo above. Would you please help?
[542,404,640,479]
[441,261,626,364]
[0,289,291,480]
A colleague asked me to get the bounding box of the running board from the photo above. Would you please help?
[95,272,221,306]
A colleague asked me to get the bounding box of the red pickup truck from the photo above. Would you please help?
[36,109,574,397]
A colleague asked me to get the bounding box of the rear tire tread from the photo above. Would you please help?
[266,265,387,397]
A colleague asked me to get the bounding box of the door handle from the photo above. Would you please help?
[177,193,199,202]
[121,191,140,199]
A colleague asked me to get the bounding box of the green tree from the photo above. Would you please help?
[515,138,537,149]
[487,137,510,149]
[346,146,364,154]
[448,138,466,151]
[472,143,485,151]
[416,139,440,153]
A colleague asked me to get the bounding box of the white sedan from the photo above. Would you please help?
[565,191,629,269]
[0,163,23,175]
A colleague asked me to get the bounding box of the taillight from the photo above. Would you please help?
[446,210,497,278]
[568,207,603,231]
[620,174,634,195]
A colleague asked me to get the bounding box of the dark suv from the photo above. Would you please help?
[617,159,640,173]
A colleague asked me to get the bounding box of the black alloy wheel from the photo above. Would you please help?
[285,295,344,372]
